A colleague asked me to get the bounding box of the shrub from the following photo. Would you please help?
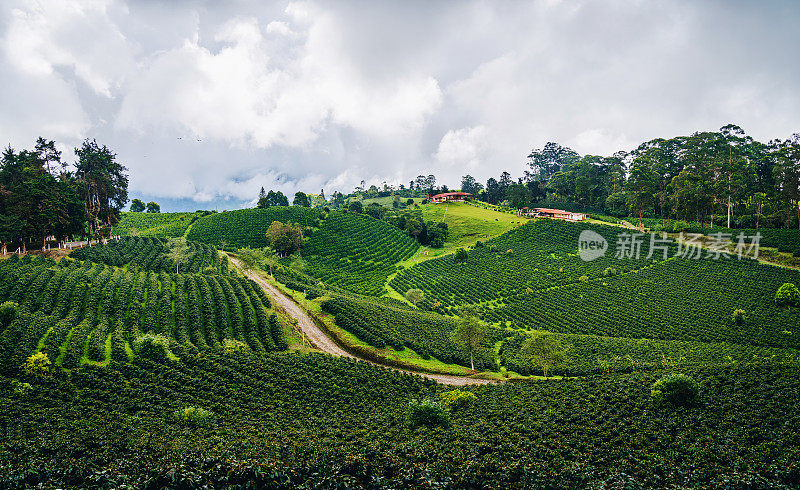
[672,220,690,233]
[222,338,249,355]
[475,240,484,248]
[440,389,477,410]
[651,373,700,407]
[305,289,321,300]
[579,275,589,282]
[603,267,617,277]
[23,352,50,376]
[133,334,175,362]
[0,301,19,328]
[732,309,745,326]
[11,380,32,396]
[174,406,215,427]
[407,398,450,429]
[775,283,800,309]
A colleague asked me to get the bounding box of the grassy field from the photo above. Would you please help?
[418,202,523,257]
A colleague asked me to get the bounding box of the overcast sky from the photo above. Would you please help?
[1,0,799,211]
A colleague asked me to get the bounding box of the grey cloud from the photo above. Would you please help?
[1,0,798,211]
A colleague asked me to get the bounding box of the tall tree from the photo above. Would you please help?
[165,237,191,273]
[130,199,145,212]
[461,175,477,194]
[450,307,486,371]
[293,191,310,207]
[74,139,128,239]
[774,134,800,228]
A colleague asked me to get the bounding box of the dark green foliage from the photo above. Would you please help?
[348,201,363,213]
[0,301,18,329]
[391,220,657,310]
[775,282,800,308]
[320,292,500,368]
[304,212,418,296]
[0,357,798,487]
[133,334,173,362]
[0,258,287,372]
[483,258,800,349]
[70,236,221,273]
[498,330,800,376]
[407,398,449,429]
[651,373,700,407]
[187,207,322,250]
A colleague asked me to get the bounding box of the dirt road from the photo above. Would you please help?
[231,257,496,386]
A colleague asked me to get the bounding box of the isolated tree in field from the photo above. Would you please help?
[146,201,160,213]
[293,192,310,207]
[775,283,800,309]
[261,247,279,276]
[74,139,128,238]
[404,218,423,239]
[165,237,191,273]
[405,288,425,307]
[266,221,303,256]
[518,334,569,379]
[219,240,228,252]
[454,248,468,264]
[236,247,261,272]
[450,307,486,371]
[348,201,363,214]
[130,199,145,212]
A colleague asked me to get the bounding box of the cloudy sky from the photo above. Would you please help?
[1,0,798,211]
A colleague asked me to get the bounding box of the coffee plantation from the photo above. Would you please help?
[70,236,224,273]
[3,205,800,488]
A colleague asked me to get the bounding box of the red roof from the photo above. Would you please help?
[534,208,581,214]
[431,192,472,198]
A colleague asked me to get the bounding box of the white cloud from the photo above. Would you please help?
[434,126,488,170]
[0,0,798,209]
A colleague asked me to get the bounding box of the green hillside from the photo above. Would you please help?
[0,255,285,369]
[320,290,501,369]
[111,211,209,237]
[303,211,419,296]
[417,201,522,257]
[2,352,798,487]
[187,207,322,249]
[390,219,657,308]
[69,236,224,273]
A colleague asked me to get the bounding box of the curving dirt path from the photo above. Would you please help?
[230,257,497,386]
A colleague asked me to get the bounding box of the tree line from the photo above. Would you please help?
[0,137,128,253]
[463,124,800,229]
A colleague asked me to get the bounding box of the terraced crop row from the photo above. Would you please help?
[304,212,419,296]
[484,257,800,350]
[187,207,322,249]
[111,211,210,237]
[4,351,799,488]
[391,220,659,310]
[70,236,224,273]
[0,255,285,369]
[498,330,800,376]
[320,291,501,369]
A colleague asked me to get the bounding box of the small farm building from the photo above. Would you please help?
[523,207,586,221]
[430,192,472,203]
